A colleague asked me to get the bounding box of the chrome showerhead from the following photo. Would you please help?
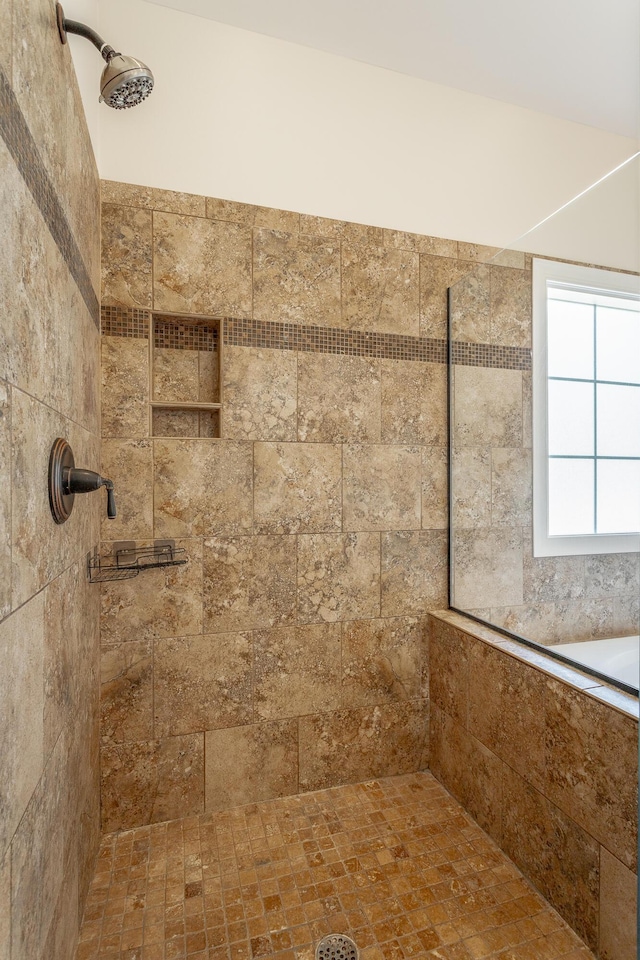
[56,3,154,110]
[100,55,154,109]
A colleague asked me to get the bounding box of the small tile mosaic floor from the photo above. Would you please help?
[77,773,594,960]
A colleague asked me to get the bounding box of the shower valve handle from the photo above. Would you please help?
[63,468,117,519]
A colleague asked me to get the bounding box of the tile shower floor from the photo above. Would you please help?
[77,773,594,960]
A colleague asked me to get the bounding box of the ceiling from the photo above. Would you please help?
[143,0,640,139]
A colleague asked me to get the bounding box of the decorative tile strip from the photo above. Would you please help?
[0,66,100,326]
[100,307,531,369]
[154,316,218,351]
[101,306,150,338]
[224,317,448,363]
[451,341,531,371]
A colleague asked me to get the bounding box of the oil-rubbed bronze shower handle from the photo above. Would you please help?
[63,468,117,519]
[49,438,117,524]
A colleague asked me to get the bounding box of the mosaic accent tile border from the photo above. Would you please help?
[100,306,532,369]
[224,317,447,362]
[0,66,100,326]
[452,341,532,371]
[154,316,219,352]
[101,306,150,338]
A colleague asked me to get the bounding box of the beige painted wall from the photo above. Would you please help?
[0,1,102,958]
[72,0,639,253]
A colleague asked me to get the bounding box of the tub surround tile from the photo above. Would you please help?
[205,721,298,811]
[523,530,586,603]
[100,438,153,542]
[100,204,152,308]
[343,444,421,532]
[421,446,448,530]
[101,336,149,438]
[584,554,640,599]
[430,707,504,843]
[254,624,342,720]
[253,229,340,325]
[0,594,44,860]
[153,212,252,316]
[545,679,637,871]
[101,180,206,217]
[380,360,447,445]
[299,700,428,792]
[101,734,205,832]
[223,347,297,441]
[0,0,11,73]
[297,533,381,623]
[203,535,296,633]
[153,438,253,538]
[381,530,448,617]
[153,633,253,736]
[342,618,423,707]
[254,442,342,534]
[100,539,203,644]
[341,243,419,336]
[297,353,381,443]
[501,766,599,951]
[599,847,637,960]
[100,641,153,745]
[428,619,469,726]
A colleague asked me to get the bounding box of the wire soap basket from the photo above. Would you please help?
[88,540,188,583]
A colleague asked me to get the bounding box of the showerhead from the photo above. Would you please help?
[100,55,155,110]
[56,4,154,110]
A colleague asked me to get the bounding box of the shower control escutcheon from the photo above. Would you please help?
[49,438,117,524]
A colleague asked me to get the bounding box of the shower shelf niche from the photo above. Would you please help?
[150,312,222,438]
[88,541,188,582]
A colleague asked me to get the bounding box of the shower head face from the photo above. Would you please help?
[100,55,154,109]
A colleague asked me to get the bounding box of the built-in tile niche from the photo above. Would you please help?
[151,314,221,437]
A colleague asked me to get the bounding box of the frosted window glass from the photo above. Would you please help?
[597,460,640,533]
[548,459,594,535]
[548,299,594,379]
[596,384,640,457]
[548,380,594,456]
[596,306,640,384]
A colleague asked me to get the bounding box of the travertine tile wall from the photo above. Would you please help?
[429,610,638,959]
[0,2,102,960]
[96,181,510,831]
[450,260,640,643]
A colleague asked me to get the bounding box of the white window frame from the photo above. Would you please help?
[532,257,640,557]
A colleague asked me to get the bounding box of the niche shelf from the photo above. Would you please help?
[149,312,223,438]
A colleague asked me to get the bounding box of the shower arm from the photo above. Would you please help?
[56,7,119,62]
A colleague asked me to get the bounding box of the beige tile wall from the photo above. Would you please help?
[96,180,492,831]
[451,261,640,644]
[0,2,102,960]
[428,610,638,959]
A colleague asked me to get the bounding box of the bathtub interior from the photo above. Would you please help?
[547,635,640,690]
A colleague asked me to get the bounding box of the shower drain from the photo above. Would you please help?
[315,934,359,960]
